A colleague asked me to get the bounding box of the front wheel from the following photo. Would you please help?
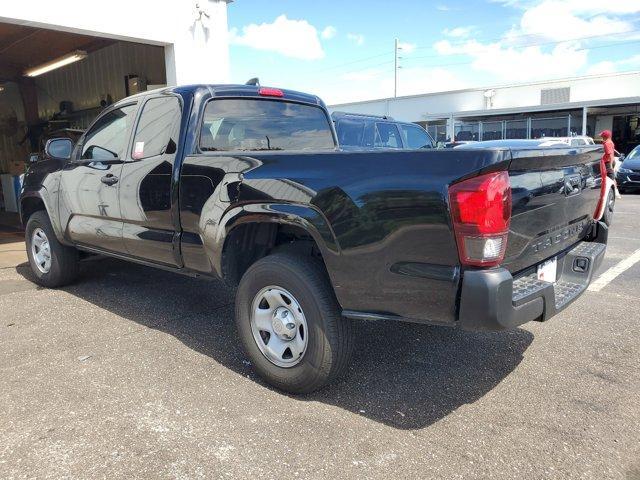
[25,211,79,287]
[235,252,354,394]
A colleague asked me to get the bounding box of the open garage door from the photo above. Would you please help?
[0,22,166,218]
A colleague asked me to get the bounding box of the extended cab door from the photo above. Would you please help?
[58,103,137,253]
[118,95,182,266]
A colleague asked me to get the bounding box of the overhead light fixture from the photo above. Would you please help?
[23,50,88,77]
[0,84,4,93]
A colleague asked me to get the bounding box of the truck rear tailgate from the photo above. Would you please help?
[502,146,603,274]
[457,145,607,332]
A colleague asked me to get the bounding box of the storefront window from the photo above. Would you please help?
[481,121,503,140]
[455,122,479,141]
[531,117,569,138]
[426,124,448,143]
[569,115,596,137]
[505,120,527,139]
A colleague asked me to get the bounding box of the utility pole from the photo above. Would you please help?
[394,38,399,98]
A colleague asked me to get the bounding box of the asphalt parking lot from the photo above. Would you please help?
[1,198,640,480]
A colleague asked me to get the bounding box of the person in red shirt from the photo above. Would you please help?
[601,130,615,175]
[600,130,622,198]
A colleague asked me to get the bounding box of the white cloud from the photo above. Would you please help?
[229,15,324,60]
[321,26,337,40]
[505,0,636,44]
[431,0,640,84]
[436,4,451,11]
[398,42,416,54]
[443,26,474,38]
[586,61,617,75]
[587,55,640,75]
[347,33,365,46]
[434,38,589,82]
[493,0,640,14]
[493,0,640,47]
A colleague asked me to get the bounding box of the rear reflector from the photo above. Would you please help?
[448,171,512,267]
[258,87,284,97]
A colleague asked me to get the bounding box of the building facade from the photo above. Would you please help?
[0,0,232,178]
[329,72,640,153]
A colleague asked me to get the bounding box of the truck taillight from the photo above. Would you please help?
[448,171,512,267]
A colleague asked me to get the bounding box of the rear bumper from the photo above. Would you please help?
[458,222,607,332]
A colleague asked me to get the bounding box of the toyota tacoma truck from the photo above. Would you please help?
[20,84,609,393]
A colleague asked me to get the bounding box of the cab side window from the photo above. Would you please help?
[362,122,376,148]
[81,104,137,160]
[400,124,433,149]
[336,119,364,147]
[132,97,182,159]
[375,123,401,149]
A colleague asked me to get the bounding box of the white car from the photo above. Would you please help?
[537,136,595,147]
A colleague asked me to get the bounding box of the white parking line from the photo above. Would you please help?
[588,248,640,292]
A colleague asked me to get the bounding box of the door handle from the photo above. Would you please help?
[101,174,119,186]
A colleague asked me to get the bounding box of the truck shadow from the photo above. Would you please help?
[16,257,533,430]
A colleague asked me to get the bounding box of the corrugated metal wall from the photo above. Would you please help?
[36,41,166,128]
[0,82,28,175]
[0,41,166,175]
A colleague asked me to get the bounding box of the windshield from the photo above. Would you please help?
[627,146,640,161]
[200,98,335,152]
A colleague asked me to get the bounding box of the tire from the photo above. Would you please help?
[603,187,615,226]
[235,252,354,394]
[25,210,79,288]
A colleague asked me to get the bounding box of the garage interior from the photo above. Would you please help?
[0,22,167,223]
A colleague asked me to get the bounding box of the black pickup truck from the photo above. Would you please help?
[20,84,608,393]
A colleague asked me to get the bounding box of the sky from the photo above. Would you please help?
[226,0,640,105]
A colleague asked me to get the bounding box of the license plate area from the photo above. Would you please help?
[537,257,557,283]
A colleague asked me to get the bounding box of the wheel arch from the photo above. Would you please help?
[217,203,341,287]
[20,193,47,226]
[20,189,68,244]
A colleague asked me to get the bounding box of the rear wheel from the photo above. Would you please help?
[235,252,354,394]
[25,211,79,287]
[603,187,615,226]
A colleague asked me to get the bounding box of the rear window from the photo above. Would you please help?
[200,99,335,152]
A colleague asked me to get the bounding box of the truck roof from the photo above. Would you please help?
[331,111,395,121]
[113,84,326,108]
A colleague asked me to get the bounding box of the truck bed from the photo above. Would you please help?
[179,145,603,327]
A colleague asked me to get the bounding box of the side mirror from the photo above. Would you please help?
[45,138,73,160]
[619,154,626,162]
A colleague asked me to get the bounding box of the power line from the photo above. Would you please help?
[309,38,640,92]
[406,29,640,60]
[412,11,638,50]
[403,38,640,68]
[298,28,640,79]
[301,51,391,75]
